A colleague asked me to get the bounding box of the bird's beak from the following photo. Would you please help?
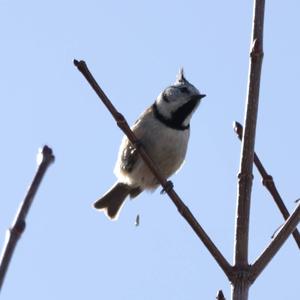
[192,94,206,101]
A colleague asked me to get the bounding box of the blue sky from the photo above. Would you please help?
[1,1,299,299]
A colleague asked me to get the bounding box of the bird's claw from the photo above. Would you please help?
[133,139,142,149]
[160,180,174,194]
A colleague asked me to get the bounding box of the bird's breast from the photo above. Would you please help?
[144,124,189,175]
[115,110,190,189]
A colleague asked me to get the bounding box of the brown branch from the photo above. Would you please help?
[232,1,265,299]
[73,59,233,279]
[216,290,226,300]
[250,202,300,282]
[234,121,300,249]
[0,146,54,291]
[233,0,265,267]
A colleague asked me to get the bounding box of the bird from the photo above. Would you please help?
[93,68,206,220]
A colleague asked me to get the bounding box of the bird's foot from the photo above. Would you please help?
[160,180,174,194]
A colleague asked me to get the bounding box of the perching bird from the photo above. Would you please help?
[94,69,206,220]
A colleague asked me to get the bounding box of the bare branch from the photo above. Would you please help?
[233,0,265,268]
[234,121,300,249]
[216,290,226,300]
[73,59,233,279]
[231,1,265,299]
[250,202,300,282]
[0,146,54,291]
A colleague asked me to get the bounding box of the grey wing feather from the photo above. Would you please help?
[120,106,152,173]
[120,140,139,173]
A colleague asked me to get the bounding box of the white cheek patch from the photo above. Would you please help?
[155,97,172,119]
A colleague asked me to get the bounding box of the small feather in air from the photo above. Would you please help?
[135,214,140,227]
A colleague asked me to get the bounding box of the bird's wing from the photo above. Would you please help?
[120,140,139,173]
[120,106,153,173]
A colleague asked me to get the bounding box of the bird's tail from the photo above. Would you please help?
[93,182,131,220]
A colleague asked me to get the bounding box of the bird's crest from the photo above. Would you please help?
[175,67,187,84]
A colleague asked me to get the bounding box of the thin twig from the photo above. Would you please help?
[233,121,300,249]
[216,290,226,300]
[232,1,265,299]
[250,202,300,282]
[0,146,54,291]
[73,59,233,279]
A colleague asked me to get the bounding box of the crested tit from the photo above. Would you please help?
[94,69,205,220]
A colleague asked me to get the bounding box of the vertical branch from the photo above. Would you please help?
[232,0,265,299]
[0,146,54,291]
[231,279,251,300]
[234,0,265,267]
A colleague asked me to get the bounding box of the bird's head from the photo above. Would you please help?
[155,68,206,129]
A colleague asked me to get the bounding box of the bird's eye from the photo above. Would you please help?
[179,87,189,94]
[162,92,169,102]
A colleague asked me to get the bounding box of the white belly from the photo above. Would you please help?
[114,116,190,190]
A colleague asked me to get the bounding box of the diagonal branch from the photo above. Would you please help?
[0,146,54,291]
[73,59,233,279]
[234,121,300,249]
[250,202,300,283]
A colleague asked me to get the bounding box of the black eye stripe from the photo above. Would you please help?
[179,87,189,93]
[152,103,190,130]
[162,92,169,102]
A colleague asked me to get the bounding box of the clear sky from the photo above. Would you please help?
[0,1,299,299]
